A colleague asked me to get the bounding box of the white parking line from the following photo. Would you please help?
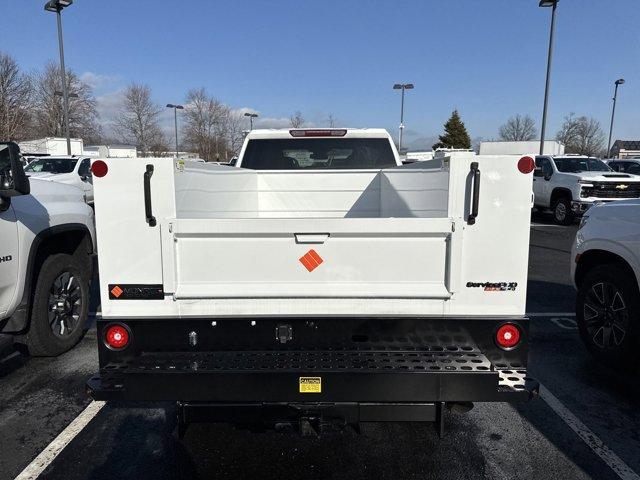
[539,384,640,480]
[14,401,105,480]
[531,223,568,227]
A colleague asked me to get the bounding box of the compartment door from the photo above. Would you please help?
[169,218,457,299]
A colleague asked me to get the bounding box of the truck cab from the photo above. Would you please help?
[0,142,95,356]
[534,155,640,225]
[235,128,402,170]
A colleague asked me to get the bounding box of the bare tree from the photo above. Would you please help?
[113,83,165,156]
[182,88,228,161]
[0,52,33,140]
[556,113,605,156]
[498,114,537,141]
[32,62,101,142]
[224,109,246,157]
[289,111,305,128]
[327,113,336,128]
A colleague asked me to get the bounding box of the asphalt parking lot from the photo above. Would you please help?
[1,213,639,480]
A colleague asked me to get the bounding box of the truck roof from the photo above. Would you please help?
[245,128,392,140]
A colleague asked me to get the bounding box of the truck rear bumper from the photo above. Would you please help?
[88,316,538,405]
[87,349,537,403]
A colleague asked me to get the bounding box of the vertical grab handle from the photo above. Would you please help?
[144,164,156,227]
[468,162,480,225]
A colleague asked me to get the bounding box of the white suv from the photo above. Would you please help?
[24,155,94,204]
[572,199,640,368]
[534,155,640,225]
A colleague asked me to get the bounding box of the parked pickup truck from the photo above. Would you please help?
[534,155,640,225]
[572,199,640,369]
[24,155,94,204]
[0,143,95,356]
[87,128,538,436]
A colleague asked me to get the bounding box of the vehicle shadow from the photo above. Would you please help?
[526,280,576,313]
[49,402,198,480]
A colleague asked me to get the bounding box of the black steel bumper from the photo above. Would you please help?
[88,316,538,406]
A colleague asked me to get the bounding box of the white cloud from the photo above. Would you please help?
[230,107,317,130]
[80,71,121,91]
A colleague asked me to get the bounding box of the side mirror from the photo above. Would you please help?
[0,142,30,197]
[543,171,552,181]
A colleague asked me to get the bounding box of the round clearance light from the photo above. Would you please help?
[105,324,130,350]
[518,156,535,174]
[91,160,108,177]
[496,323,521,350]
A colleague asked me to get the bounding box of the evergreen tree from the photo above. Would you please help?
[432,110,471,149]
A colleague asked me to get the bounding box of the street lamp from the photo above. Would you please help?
[538,0,559,155]
[244,112,258,131]
[606,78,625,158]
[166,104,184,157]
[44,0,74,155]
[393,83,414,153]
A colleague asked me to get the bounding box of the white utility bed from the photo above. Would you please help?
[94,155,533,318]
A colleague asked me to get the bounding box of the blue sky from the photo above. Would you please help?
[2,0,639,148]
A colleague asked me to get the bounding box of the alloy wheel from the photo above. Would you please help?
[555,202,566,222]
[47,271,82,338]
[583,281,628,349]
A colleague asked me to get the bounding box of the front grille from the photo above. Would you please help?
[581,182,640,199]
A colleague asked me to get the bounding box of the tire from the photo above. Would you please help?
[552,197,574,225]
[576,264,640,369]
[23,253,89,356]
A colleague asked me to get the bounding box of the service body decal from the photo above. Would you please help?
[466,281,518,292]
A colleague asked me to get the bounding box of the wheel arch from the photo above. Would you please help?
[575,249,639,294]
[2,224,93,334]
[550,187,573,204]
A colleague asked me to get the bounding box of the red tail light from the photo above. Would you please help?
[290,129,347,137]
[105,324,130,350]
[91,160,108,177]
[495,324,521,349]
[518,156,535,174]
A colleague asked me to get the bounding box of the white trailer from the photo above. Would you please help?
[88,128,538,435]
[18,137,84,156]
[479,140,564,156]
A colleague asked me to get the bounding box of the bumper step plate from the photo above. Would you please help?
[88,349,538,403]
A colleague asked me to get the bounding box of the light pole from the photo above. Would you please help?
[393,83,414,153]
[45,0,74,155]
[166,104,184,157]
[244,112,258,130]
[538,0,559,155]
[607,78,625,158]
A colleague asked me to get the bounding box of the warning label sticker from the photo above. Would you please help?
[299,377,322,393]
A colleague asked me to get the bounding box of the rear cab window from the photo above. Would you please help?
[240,138,397,170]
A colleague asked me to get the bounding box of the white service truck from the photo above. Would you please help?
[87,128,538,435]
[534,155,640,225]
[0,142,95,356]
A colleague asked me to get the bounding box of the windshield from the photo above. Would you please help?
[553,157,611,173]
[25,157,78,174]
[241,138,397,170]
